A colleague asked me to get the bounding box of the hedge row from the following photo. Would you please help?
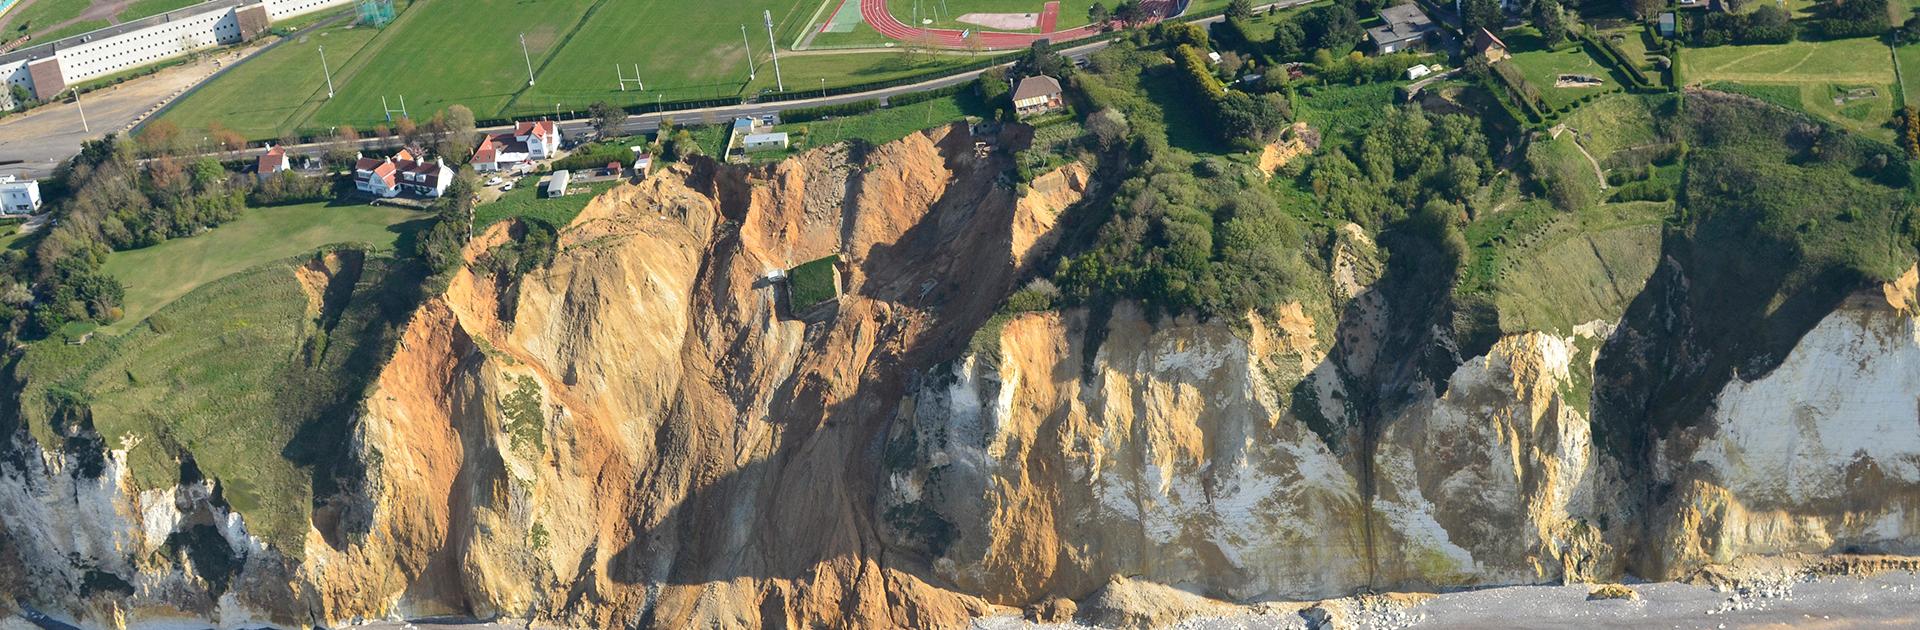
[782,99,883,123]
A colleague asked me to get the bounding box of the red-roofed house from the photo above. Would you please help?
[354,150,453,198]
[255,144,291,180]
[474,119,562,172]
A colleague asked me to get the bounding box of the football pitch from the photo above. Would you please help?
[161,0,889,138]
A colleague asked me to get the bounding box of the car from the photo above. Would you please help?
[485,177,503,186]
[500,183,514,192]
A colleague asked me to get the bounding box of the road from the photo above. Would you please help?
[1,1,1310,178]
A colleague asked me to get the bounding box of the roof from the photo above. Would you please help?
[255,145,287,174]
[1012,75,1063,102]
[472,136,498,164]
[1368,4,1434,46]
[1473,27,1507,52]
[516,120,557,138]
[743,132,789,144]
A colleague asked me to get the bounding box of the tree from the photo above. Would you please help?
[589,101,625,139]
[137,120,181,156]
[439,105,478,161]
[1015,40,1072,79]
[1226,0,1255,19]
[1086,108,1131,150]
[8,84,32,112]
[1628,0,1664,19]
[1462,0,1506,33]
[1303,4,1362,52]
[1269,19,1308,60]
[1533,0,1569,47]
[1114,0,1143,25]
[1089,2,1111,27]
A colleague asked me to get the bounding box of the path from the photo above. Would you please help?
[1552,124,1610,190]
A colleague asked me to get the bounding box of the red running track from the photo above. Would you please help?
[1038,1,1060,34]
[859,0,1176,49]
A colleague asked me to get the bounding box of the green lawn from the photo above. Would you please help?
[116,0,201,21]
[514,0,818,110]
[1680,38,1898,143]
[164,0,979,139]
[17,251,420,561]
[100,201,426,334]
[307,0,601,129]
[1898,44,1920,107]
[1506,45,1614,112]
[771,91,989,154]
[1,0,88,39]
[160,23,383,138]
[787,254,839,309]
[474,175,617,230]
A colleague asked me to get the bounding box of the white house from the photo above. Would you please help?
[0,175,42,215]
[472,119,562,172]
[255,144,291,180]
[546,170,571,198]
[1012,75,1064,117]
[742,132,789,152]
[354,149,452,198]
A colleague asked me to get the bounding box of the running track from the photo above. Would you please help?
[855,0,1178,49]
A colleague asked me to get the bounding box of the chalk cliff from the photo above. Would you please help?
[2,124,1918,629]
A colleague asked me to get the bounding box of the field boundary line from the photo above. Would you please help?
[797,0,846,50]
[285,0,431,131]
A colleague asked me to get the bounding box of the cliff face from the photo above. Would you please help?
[3,124,1919,628]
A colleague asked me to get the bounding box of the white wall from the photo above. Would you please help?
[57,10,244,83]
[264,0,355,20]
[0,58,28,108]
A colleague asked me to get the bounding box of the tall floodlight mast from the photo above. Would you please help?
[764,10,783,92]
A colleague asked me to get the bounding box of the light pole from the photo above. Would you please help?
[519,33,536,86]
[741,24,756,82]
[319,45,336,99]
[763,10,784,92]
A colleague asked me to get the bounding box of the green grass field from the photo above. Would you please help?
[100,201,426,334]
[162,23,384,138]
[1,0,89,39]
[1898,44,1920,107]
[18,250,421,560]
[475,175,617,230]
[1506,46,1614,112]
[1681,38,1898,143]
[158,0,988,139]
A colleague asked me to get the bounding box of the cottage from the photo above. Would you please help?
[0,175,41,215]
[1658,12,1677,37]
[255,144,291,180]
[546,170,571,198]
[743,132,790,152]
[1367,4,1435,55]
[354,149,453,198]
[472,119,562,172]
[1472,27,1510,64]
[1011,74,1065,117]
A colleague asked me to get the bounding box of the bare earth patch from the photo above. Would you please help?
[956,12,1037,30]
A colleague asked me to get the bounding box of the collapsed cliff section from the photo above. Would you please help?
[284,123,1072,627]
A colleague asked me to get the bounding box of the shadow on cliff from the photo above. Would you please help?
[590,125,1038,620]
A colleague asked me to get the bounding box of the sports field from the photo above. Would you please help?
[1680,38,1896,142]
[160,0,970,138]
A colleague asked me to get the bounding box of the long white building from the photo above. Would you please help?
[1,0,353,108]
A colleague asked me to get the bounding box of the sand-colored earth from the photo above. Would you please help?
[956,12,1037,30]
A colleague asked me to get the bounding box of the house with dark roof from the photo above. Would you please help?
[1367,4,1436,55]
[1012,74,1064,117]
[255,144,291,180]
[354,148,453,198]
[472,118,562,172]
[1472,28,1510,63]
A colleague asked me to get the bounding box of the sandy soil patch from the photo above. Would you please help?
[957,12,1037,30]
